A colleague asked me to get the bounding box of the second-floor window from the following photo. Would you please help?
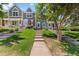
[26,13,33,18]
[12,11,19,16]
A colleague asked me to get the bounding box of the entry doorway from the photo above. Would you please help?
[36,22,41,29]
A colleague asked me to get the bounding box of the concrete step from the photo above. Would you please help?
[35,38,44,41]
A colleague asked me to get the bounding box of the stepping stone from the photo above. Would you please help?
[35,36,42,38]
[35,38,44,41]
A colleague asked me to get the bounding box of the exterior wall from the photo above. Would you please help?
[23,9,35,27]
[7,4,23,28]
[9,5,22,18]
[35,20,55,29]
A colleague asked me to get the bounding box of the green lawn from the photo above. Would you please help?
[0,29,35,56]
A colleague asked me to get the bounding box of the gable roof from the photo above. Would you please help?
[26,8,32,12]
[9,4,22,12]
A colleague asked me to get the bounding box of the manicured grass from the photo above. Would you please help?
[0,29,35,55]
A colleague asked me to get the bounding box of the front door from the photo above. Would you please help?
[36,22,41,29]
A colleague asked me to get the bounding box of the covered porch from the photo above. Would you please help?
[0,18,23,29]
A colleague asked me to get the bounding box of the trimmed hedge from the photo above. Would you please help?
[64,31,79,39]
[60,27,69,31]
[42,29,57,38]
[70,26,79,31]
[61,26,79,31]
[0,29,9,32]
[0,28,19,33]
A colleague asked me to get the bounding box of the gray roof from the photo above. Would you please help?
[26,8,32,12]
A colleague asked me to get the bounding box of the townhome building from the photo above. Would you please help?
[0,4,55,29]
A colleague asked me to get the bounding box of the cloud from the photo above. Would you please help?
[8,3,13,7]
[29,3,34,6]
[3,3,13,10]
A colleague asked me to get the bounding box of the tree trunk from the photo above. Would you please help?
[56,28,62,41]
[54,20,62,41]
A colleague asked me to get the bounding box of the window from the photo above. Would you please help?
[38,24,39,27]
[12,21,16,25]
[26,13,32,18]
[49,23,51,26]
[12,11,19,16]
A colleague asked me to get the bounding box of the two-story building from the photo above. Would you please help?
[0,4,55,29]
[0,4,35,29]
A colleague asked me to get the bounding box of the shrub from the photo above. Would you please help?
[60,27,69,31]
[9,30,14,33]
[70,26,79,31]
[15,28,18,31]
[42,29,57,38]
[0,29,9,32]
[64,31,79,39]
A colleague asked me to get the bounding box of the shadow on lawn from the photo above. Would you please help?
[0,35,24,47]
[61,42,79,56]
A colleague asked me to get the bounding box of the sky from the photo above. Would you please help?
[2,3,35,11]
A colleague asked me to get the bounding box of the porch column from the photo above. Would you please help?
[0,19,2,26]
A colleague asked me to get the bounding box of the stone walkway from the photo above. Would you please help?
[30,30,52,56]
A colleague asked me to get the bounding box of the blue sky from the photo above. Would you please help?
[3,3,35,11]
[16,3,35,11]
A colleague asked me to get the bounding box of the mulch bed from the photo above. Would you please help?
[44,37,68,56]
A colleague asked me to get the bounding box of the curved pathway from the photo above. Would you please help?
[30,30,52,56]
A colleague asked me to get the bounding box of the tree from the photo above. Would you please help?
[36,3,78,40]
[35,3,47,28]
[0,4,5,26]
[70,8,79,26]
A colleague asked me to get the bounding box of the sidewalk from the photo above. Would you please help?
[30,30,52,56]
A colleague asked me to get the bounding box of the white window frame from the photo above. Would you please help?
[12,7,19,17]
[12,11,19,17]
[26,12,33,18]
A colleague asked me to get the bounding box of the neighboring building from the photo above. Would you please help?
[0,4,54,29]
[23,8,35,28]
[35,19,55,29]
[0,4,35,29]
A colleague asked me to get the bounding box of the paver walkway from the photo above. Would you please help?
[30,30,52,56]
